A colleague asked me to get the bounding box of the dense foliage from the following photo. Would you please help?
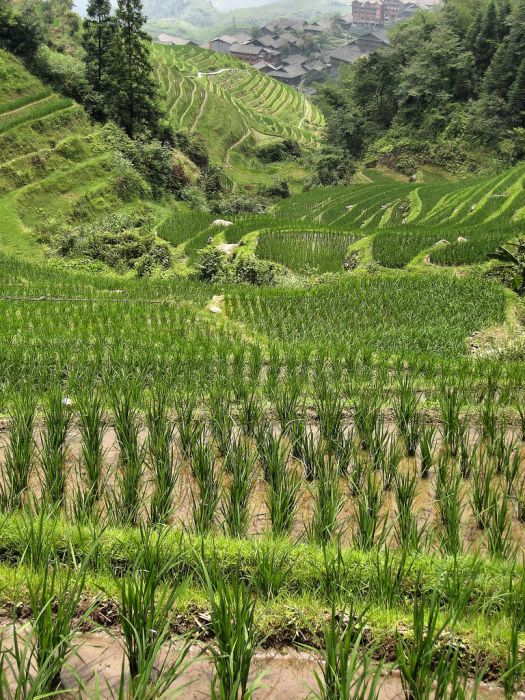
[316,0,525,182]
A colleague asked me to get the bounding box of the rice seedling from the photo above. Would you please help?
[369,419,389,472]
[487,491,515,560]
[353,388,381,451]
[17,505,59,570]
[316,386,345,453]
[353,471,386,551]
[419,423,436,479]
[109,385,146,526]
[310,605,383,700]
[515,400,525,442]
[202,562,262,700]
[111,526,190,685]
[480,392,498,444]
[373,548,413,609]
[396,590,452,700]
[380,437,401,492]
[260,434,300,536]
[297,427,324,482]
[349,446,368,497]
[394,376,421,456]
[334,426,354,476]
[146,388,178,526]
[502,611,525,699]
[515,475,525,523]
[436,468,464,557]
[209,384,235,456]
[251,539,294,599]
[1,391,36,510]
[307,455,344,545]
[39,390,72,506]
[504,449,520,496]
[77,388,106,517]
[471,453,496,530]
[458,430,474,480]
[237,386,262,438]
[395,471,426,550]
[26,547,95,693]
[439,386,464,457]
[175,391,199,458]
[191,436,220,535]
[223,438,256,538]
[489,427,516,476]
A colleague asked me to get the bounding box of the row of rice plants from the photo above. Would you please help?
[157,209,214,247]
[256,229,356,273]
[225,273,507,357]
[2,521,520,697]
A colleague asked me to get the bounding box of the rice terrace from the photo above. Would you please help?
[2,0,525,697]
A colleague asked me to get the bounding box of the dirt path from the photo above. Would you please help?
[190,88,208,132]
[225,128,251,166]
[0,95,52,119]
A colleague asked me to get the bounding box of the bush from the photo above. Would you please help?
[262,181,290,199]
[172,130,209,169]
[197,247,227,281]
[255,139,301,163]
[213,193,268,215]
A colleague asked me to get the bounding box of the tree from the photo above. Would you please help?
[489,239,525,295]
[472,0,499,76]
[0,0,43,59]
[508,58,525,125]
[106,0,160,138]
[82,0,113,95]
[484,0,525,98]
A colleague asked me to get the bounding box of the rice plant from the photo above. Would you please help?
[203,563,262,700]
[274,380,303,433]
[111,526,190,685]
[380,437,401,492]
[487,491,515,560]
[146,388,178,526]
[77,388,106,517]
[265,457,301,537]
[394,376,421,456]
[297,427,324,482]
[1,391,36,510]
[502,612,525,699]
[27,550,95,692]
[419,423,436,479]
[223,438,256,538]
[316,386,345,453]
[396,590,452,700]
[209,384,235,456]
[311,605,383,700]
[471,453,496,530]
[439,386,464,457]
[395,471,425,550]
[353,471,385,551]
[308,456,344,545]
[436,468,464,557]
[109,384,146,526]
[191,436,220,535]
[40,390,72,506]
[175,391,199,458]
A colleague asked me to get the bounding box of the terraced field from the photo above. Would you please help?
[153,44,323,184]
[0,49,166,261]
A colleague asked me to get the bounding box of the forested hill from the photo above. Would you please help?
[314,0,525,186]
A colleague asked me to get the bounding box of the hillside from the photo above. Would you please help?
[0,48,171,263]
[154,44,324,186]
[146,0,352,40]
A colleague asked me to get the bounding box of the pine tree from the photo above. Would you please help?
[509,57,525,124]
[484,0,525,98]
[106,0,160,138]
[474,0,499,75]
[82,0,113,95]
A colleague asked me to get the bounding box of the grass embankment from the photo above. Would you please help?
[0,516,520,676]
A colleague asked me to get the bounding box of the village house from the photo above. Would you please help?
[158,34,198,46]
[229,42,282,65]
[330,30,389,74]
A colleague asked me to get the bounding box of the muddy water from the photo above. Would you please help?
[1,417,525,553]
[57,632,507,699]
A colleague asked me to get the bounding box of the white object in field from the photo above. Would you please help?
[457,236,468,243]
[62,397,73,407]
[212,219,234,227]
[209,305,222,314]
[433,239,449,247]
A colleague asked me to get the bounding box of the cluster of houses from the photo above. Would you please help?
[157,0,440,88]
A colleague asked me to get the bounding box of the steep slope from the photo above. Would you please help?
[153,44,323,185]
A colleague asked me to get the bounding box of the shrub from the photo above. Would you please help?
[255,139,301,163]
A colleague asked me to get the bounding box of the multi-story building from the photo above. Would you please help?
[351,0,406,25]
